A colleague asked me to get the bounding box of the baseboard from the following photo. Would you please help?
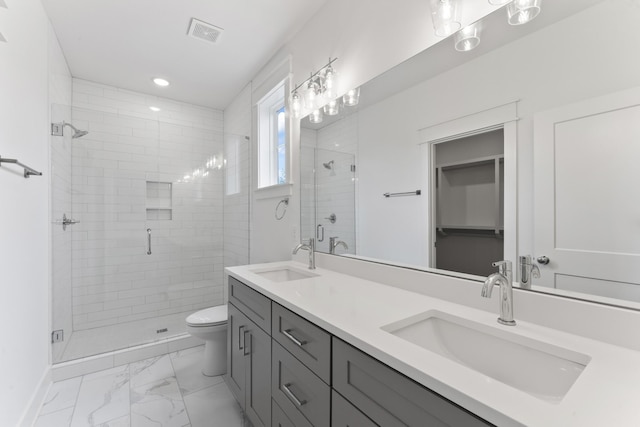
[19,366,52,427]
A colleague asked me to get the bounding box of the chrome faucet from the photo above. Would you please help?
[518,255,540,290]
[329,236,348,255]
[481,260,516,326]
[293,238,315,270]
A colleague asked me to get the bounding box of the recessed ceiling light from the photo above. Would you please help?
[149,106,161,112]
[152,78,170,87]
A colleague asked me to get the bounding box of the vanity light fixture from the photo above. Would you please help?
[507,0,542,25]
[343,87,360,107]
[430,0,462,37]
[454,23,481,52]
[309,108,324,124]
[291,58,338,112]
[152,77,170,87]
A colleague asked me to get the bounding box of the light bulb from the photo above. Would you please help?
[309,109,324,124]
[507,0,542,25]
[324,99,340,116]
[324,65,337,99]
[343,87,360,107]
[454,23,481,52]
[291,91,302,118]
[430,0,461,37]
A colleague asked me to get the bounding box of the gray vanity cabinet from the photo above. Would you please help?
[227,277,272,427]
[332,338,492,427]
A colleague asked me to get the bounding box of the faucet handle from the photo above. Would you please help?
[492,260,512,275]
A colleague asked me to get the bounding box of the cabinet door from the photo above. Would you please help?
[227,303,248,408]
[245,321,272,427]
[332,390,378,427]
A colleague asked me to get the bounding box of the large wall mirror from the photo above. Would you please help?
[299,0,640,310]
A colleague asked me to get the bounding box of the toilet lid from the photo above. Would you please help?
[186,305,228,326]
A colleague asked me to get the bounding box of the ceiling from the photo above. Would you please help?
[41,0,328,109]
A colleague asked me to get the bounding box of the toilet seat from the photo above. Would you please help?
[186,305,228,327]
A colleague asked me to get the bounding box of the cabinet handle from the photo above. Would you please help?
[282,328,307,347]
[243,330,251,356]
[238,325,245,350]
[282,383,307,407]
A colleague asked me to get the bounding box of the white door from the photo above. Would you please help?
[534,87,640,302]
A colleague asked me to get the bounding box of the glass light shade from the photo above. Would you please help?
[343,87,360,107]
[507,0,542,25]
[324,99,340,116]
[291,91,302,118]
[430,0,461,37]
[324,66,337,99]
[454,24,481,52]
[309,109,324,124]
[305,79,320,109]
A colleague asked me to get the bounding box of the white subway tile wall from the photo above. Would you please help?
[69,79,225,333]
[222,84,251,277]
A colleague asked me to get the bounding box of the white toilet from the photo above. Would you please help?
[185,304,228,377]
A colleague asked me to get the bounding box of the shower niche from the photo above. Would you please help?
[146,181,172,220]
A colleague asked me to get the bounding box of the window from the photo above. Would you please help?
[257,81,287,189]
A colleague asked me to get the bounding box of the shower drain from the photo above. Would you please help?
[157,328,168,334]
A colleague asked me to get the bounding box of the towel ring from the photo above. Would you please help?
[275,198,289,220]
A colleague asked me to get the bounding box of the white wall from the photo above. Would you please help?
[0,0,71,424]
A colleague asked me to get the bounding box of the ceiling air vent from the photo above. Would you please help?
[187,18,223,44]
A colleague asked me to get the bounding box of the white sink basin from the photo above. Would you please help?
[382,311,590,403]
[252,267,318,283]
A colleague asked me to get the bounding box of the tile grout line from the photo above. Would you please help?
[168,351,193,427]
[66,374,84,427]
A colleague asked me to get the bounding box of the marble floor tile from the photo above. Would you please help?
[39,376,82,415]
[182,381,243,427]
[131,376,190,427]
[129,355,174,389]
[33,407,74,427]
[170,346,224,396]
[70,365,130,427]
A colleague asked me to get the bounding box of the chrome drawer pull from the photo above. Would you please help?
[238,325,245,350]
[282,328,307,347]
[282,383,307,407]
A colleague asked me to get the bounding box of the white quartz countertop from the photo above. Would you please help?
[226,261,640,426]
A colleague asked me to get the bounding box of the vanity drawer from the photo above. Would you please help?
[332,338,492,427]
[272,341,330,427]
[272,303,331,383]
[272,399,311,427]
[229,276,271,333]
[332,390,378,427]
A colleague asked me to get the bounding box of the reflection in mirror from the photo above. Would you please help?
[299,0,640,310]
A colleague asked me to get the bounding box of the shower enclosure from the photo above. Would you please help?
[50,102,250,363]
[300,146,356,255]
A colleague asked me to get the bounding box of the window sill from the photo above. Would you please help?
[255,183,293,200]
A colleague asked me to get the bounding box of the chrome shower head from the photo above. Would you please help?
[52,121,89,139]
[323,160,334,170]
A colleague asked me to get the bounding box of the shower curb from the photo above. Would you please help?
[51,333,201,382]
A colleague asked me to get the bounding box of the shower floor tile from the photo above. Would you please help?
[35,346,250,427]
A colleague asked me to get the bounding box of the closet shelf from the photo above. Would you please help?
[437,154,504,171]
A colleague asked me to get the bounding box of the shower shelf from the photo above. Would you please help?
[0,155,42,178]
